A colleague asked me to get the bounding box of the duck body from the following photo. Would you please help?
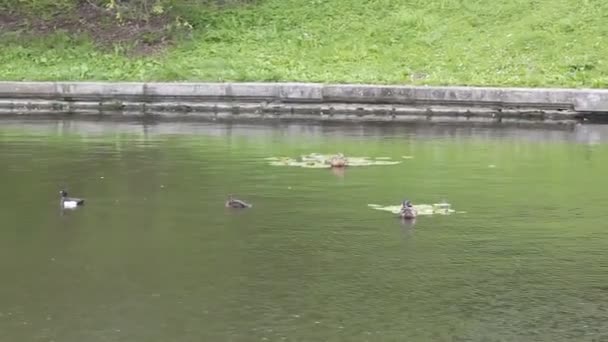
[225,195,252,209]
[328,153,348,168]
[400,207,417,219]
[60,190,85,209]
[399,200,417,219]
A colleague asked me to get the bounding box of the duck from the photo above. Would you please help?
[60,190,85,209]
[400,200,417,219]
[225,194,252,209]
[328,153,348,168]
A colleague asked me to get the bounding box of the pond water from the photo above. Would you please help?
[1,119,608,342]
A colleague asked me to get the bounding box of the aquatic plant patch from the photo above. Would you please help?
[265,153,402,168]
[368,203,465,216]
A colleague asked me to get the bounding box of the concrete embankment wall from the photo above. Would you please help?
[1,82,607,124]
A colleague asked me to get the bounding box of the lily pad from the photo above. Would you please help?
[267,153,403,168]
[368,203,459,216]
[269,160,331,168]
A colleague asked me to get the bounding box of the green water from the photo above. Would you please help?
[1,120,607,342]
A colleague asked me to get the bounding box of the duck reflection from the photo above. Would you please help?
[331,166,346,178]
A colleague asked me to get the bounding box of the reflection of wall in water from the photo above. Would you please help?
[4,119,608,145]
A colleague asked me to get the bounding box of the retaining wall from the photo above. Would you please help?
[1,82,607,124]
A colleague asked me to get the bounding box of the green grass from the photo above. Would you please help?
[2,0,608,87]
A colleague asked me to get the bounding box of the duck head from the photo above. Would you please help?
[60,190,68,197]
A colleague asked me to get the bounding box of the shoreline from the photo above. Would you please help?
[1,81,607,125]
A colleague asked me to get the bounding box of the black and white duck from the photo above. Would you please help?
[59,190,85,209]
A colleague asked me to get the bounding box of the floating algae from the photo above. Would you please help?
[267,153,403,168]
[269,160,331,168]
[368,203,462,216]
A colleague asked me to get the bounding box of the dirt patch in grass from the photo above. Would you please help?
[0,2,176,55]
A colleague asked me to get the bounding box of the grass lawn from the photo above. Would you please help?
[1,0,607,87]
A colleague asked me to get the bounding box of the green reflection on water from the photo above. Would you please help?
[0,123,607,342]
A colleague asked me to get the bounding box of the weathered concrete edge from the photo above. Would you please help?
[0,82,606,124]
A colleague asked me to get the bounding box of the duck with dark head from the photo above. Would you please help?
[59,190,85,209]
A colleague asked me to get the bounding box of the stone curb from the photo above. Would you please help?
[0,81,606,124]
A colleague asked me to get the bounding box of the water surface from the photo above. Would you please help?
[1,120,608,342]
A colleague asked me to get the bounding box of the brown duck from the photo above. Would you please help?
[225,195,252,209]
